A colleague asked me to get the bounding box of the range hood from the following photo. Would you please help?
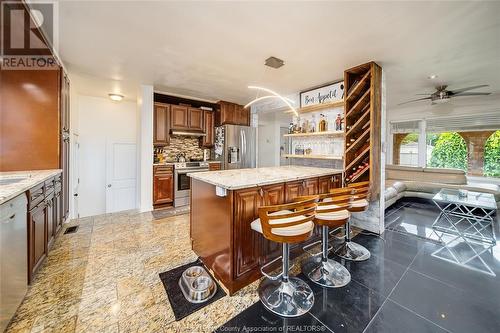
[171,130,206,137]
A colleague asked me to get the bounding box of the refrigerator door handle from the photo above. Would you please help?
[242,130,247,166]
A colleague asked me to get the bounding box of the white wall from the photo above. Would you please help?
[75,95,138,218]
[257,112,283,167]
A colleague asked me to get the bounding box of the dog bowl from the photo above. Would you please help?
[179,266,217,303]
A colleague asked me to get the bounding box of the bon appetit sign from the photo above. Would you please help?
[300,81,344,108]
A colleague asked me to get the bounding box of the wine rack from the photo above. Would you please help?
[343,62,382,194]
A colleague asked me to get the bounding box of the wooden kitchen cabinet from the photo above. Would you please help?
[188,107,204,131]
[318,174,343,193]
[171,105,189,129]
[284,180,304,203]
[60,71,70,222]
[260,184,285,263]
[153,166,174,206]
[233,188,262,278]
[154,103,170,145]
[303,178,319,196]
[208,162,221,171]
[54,186,62,234]
[216,101,250,126]
[201,111,215,147]
[28,201,48,281]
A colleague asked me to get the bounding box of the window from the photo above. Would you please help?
[398,133,419,166]
[426,132,467,171]
[484,130,500,178]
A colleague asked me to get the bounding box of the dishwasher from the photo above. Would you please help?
[0,193,28,332]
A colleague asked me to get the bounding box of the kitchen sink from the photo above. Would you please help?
[0,178,26,186]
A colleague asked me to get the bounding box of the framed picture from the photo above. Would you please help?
[300,81,344,108]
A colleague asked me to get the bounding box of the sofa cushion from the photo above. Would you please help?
[384,186,399,201]
[423,168,467,184]
[386,180,407,193]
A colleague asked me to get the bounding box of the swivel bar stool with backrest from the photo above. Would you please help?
[250,197,318,317]
[334,181,372,261]
[299,191,353,288]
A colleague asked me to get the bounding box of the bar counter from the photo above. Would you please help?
[188,166,343,294]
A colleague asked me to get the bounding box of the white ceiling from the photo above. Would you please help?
[59,1,500,110]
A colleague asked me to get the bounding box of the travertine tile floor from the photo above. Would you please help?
[6,211,260,333]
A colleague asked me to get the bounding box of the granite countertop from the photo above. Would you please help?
[0,169,62,204]
[153,160,221,166]
[188,166,343,190]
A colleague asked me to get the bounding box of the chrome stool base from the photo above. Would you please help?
[301,255,351,288]
[258,276,315,317]
[336,241,371,261]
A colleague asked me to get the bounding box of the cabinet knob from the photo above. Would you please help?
[107,184,112,188]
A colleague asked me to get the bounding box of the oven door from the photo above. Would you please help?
[174,168,209,199]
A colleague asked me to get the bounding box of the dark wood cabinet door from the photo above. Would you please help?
[46,193,55,248]
[318,176,331,194]
[54,190,62,233]
[260,184,285,263]
[154,103,170,145]
[208,162,221,171]
[331,174,342,189]
[235,104,250,126]
[233,188,262,278]
[303,178,319,196]
[153,173,174,205]
[171,105,189,129]
[202,111,215,147]
[284,180,304,203]
[29,202,48,281]
[189,108,204,131]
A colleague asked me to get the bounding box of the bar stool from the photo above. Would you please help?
[334,181,371,261]
[250,197,317,317]
[300,192,352,288]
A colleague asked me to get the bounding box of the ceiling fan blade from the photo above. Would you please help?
[398,97,432,105]
[450,84,489,95]
[451,92,491,97]
[415,93,433,96]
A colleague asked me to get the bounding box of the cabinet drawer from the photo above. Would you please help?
[28,182,45,209]
[154,165,173,175]
[45,177,55,195]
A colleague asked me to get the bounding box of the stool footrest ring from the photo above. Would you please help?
[260,255,295,281]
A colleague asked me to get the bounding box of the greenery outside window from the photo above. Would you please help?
[484,130,500,177]
[426,132,467,171]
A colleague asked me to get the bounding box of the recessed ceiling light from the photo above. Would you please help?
[108,93,124,101]
[428,74,438,79]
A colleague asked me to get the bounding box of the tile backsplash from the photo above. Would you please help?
[156,135,204,161]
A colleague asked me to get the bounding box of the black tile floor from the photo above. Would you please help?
[217,199,500,333]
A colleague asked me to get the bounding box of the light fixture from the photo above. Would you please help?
[428,74,438,79]
[246,86,298,116]
[243,95,295,109]
[108,93,124,101]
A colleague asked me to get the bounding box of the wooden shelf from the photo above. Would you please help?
[348,166,370,183]
[286,100,344,114]
[345,145,370,171]
[346,89,370,118]
[345,127,370,155]
[346,71,371,102]
[284,131,344,138]
[346,107,370,138]
[284,154,343,160]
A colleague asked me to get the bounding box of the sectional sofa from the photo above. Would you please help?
[384,165,500,209]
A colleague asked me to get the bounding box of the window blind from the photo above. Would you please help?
[426,112,500,133]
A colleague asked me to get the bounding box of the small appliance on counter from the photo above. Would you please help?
[203,149,211,161]
[178,266,217,303]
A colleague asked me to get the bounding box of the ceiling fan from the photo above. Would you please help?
[399,84,491,105]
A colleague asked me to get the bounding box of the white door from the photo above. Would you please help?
[105,141,137,213]
[72,134,80,218]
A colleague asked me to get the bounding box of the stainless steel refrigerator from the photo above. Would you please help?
[215,125,256,170]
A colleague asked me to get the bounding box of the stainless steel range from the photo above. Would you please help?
[174,161,209,207]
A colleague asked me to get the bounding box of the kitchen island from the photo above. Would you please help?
[189,166,343,295]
